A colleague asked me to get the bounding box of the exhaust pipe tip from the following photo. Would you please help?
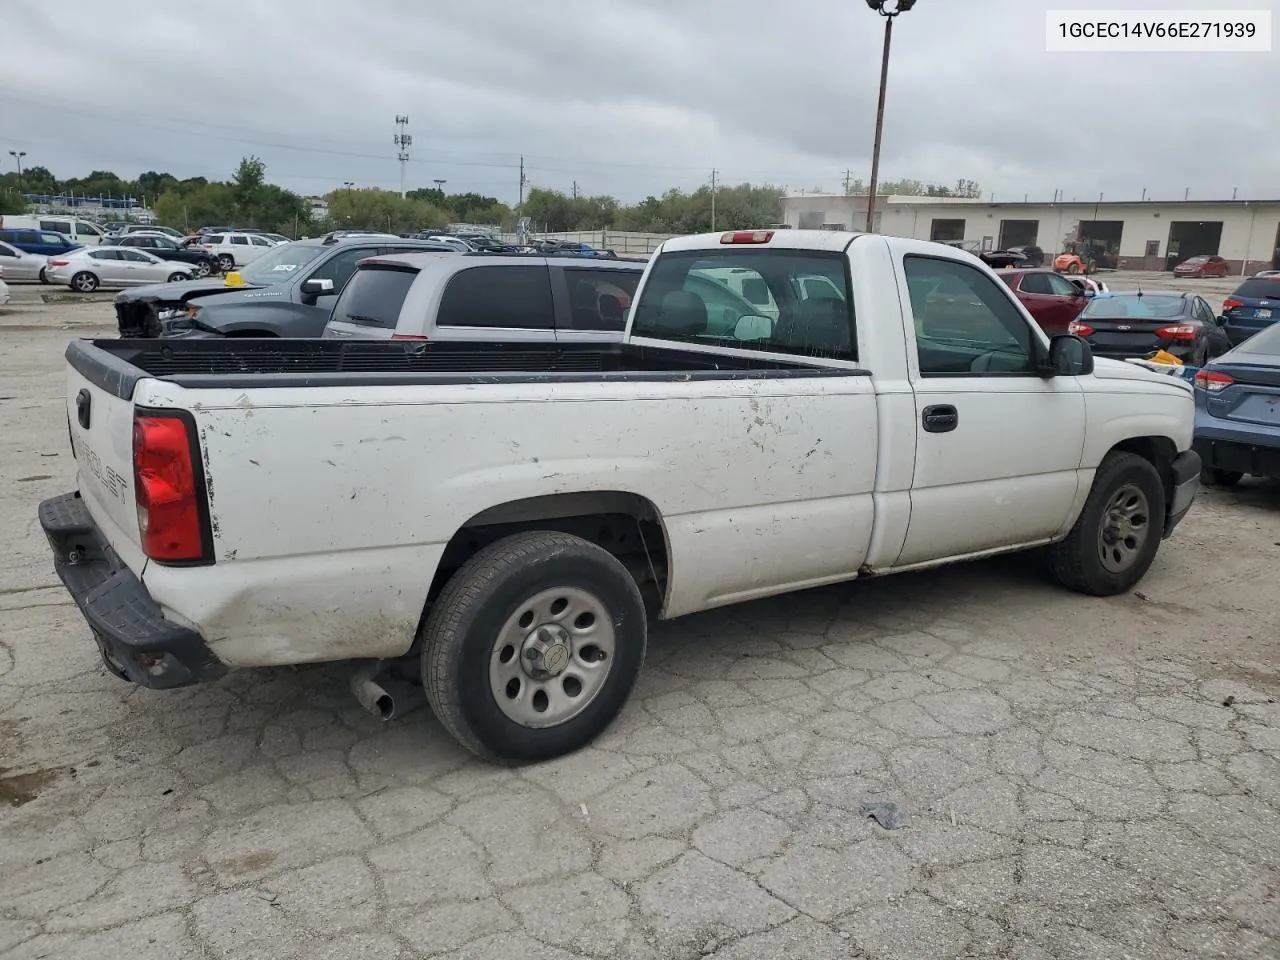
[351,663,396,721]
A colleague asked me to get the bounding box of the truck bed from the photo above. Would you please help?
[69,338,866,398]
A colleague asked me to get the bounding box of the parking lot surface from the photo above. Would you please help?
[1,297,1277,960]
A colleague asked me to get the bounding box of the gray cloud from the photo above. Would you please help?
[2,0,1275,203]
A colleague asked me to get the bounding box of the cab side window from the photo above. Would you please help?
[905,256,1035,377]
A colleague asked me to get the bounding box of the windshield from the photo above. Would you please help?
[236,241,327,285]
[1183,256,1208,263]
[1082,295,1188,320]
[630,249,854,360]
[1234,278,1280,300]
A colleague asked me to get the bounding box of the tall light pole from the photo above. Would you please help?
[8,150,26,189]
[433,179,447,193]
[863,0,916,233]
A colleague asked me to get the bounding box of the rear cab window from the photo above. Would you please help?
[330,266,419,329]
[630,250,855,360]
[437,265,555,329]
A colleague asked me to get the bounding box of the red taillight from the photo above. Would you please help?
[132,413,209,563]
[1193,369,1234,392]
[49,259,70,267]
[720,230,774,244]
[390,334,428,341]
[1067,320,1094,336]
[1155,324,1198,340]
[1222,298,1243,312]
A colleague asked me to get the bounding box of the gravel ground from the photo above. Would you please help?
[1,299,1277,960]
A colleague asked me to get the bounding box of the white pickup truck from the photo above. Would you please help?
[41,229,1201,762]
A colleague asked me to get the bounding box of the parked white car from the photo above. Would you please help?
[43,229,1201,761]
[45,247,195,292]
[199,232,277,273]
[0,238,50,282]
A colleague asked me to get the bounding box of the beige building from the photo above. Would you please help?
[781,194,1280,275]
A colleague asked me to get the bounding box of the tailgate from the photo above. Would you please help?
[65,360,144,564]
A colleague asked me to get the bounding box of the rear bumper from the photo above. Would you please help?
[38,491,227,689]
[1194,435,1280,480]
[1164,450,1201,538]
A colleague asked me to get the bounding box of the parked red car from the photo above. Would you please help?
[1173,255,1231,278]
[997,268,1091,334]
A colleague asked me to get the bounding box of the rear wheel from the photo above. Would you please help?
[1048,452,1165,596]
[194,259,213,278]
[421,531,647,762]
[1066,262,1081,275]
[70,272,99,293]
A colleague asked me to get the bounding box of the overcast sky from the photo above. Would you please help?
[2,0,1276,204]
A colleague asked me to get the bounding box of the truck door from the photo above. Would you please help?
[896,252,1086,566]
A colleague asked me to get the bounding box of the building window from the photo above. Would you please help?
[930,219,966,243]
[1145,240,1160,258]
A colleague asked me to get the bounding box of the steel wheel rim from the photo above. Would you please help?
[1098,482,1150,573]
[489,586,615,729]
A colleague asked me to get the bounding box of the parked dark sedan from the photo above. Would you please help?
[1220,275,1280,346]
[106,234,220,278]
[1008,244,1045,267]
[1193,319,1280,486]
[1068,291,1225,365]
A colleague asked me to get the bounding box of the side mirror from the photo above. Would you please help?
[733,314,774,341]
[1045,334,1094,377]
[1081,288,1095,298]
[1215,315,1227,326]
[300,278,335,300]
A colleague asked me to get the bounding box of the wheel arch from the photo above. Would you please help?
[1107,435,1178,506]
[423,490,672,632]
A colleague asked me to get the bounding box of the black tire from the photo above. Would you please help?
[421,531,647,762]
[1067,262,1081,275]
[1048,451,1166,596]
[217,254,234,273]
[38,267,48,284]
[194,259,212,278]
[166,272,186,283]
[1204,468,1243,487]
[70,271,99,293]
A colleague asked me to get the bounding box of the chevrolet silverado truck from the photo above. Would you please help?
[41,229,1200,762]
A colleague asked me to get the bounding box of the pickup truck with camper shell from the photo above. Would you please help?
[41,228,1201,762]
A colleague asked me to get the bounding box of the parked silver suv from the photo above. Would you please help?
[323,253,644,343]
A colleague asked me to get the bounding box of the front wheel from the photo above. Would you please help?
[70,271,99,293]
[194,259,212,278]
[1066,262,1081,275]
[166,272,187,283]
[39,267,49,284]
[1048,451,1166,596]
[217,254,234,273]
[421,531,647,762]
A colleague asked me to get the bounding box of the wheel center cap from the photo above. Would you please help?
[522,624,572,680]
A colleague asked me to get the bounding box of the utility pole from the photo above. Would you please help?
[710,169,718,230]
[571,181,579,199]
[393,115,412,199]
[843,169,853,194]
[518,155,527,210]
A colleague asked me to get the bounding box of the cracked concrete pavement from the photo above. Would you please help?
[1,304,1278,960]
